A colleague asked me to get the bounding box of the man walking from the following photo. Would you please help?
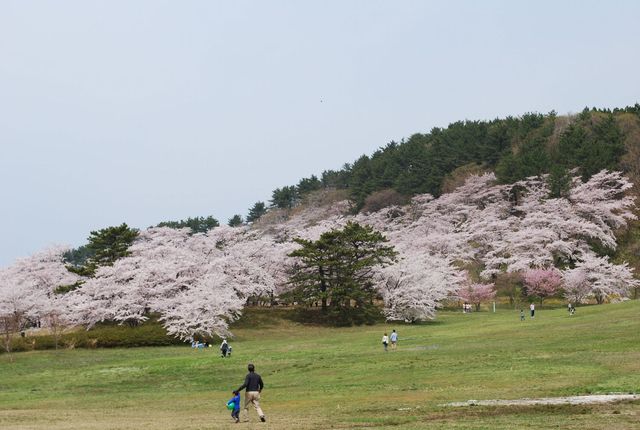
[236,363,266,422]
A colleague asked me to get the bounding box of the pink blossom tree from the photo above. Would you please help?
[522,268,562,305]
[457,282,496,311]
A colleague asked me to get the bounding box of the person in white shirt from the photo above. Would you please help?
[382,333,389,351]
[530,303,535,318]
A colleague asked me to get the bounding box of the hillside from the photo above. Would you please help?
[1,302,639,429]
[274,106,640,211]
[2,106,640,352]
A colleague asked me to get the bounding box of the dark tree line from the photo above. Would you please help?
[270,105,638,211]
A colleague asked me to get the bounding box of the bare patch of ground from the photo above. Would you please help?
[443,394,638,407]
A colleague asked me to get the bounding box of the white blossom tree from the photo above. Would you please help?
[562,254,639,304]
[0,247,80,352]
[378,254,465,322]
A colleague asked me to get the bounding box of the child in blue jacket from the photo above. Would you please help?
[228,390,241,423]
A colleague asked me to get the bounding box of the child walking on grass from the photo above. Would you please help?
[228,390,241,423]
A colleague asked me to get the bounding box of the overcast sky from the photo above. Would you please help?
[1,0,639,267]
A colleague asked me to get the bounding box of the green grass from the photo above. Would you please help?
[1,302,639,429]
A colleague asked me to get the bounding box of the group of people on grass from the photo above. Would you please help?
[381,329,398,351]
[191,338,233,357]
[519,302,576,320]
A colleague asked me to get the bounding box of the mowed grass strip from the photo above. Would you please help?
[1,301,639,429]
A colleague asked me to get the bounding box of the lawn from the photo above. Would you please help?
[1,302,639,429]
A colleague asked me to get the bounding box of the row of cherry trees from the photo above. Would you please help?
[1,170,638,345]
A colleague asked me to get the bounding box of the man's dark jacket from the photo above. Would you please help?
[237,372,264,392]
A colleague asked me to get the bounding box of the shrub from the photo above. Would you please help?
[361,189,409,214]
[1,319,183,354]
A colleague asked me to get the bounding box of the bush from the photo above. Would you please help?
[361,189,409,214]
[289,305,384,326]
[1,319,183,354]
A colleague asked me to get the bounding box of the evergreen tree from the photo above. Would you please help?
[246,201,267,223]
[270,186,298,209]
[157,216,219,233]
[547,165,571,198]
[67,223,138,277]
[227,214,244,227]
[288,221,397,325]
[297,175,322,196]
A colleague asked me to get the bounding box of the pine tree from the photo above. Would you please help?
[246,202,267,223]
[228,214,244,227]
[288,221,397,325]
[67,223,138,277]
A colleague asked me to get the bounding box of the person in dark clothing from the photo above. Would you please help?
[236,363,266,422]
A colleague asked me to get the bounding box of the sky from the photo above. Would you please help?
[1,0,639,267]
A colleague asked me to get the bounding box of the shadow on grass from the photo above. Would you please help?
[428,399,640,420]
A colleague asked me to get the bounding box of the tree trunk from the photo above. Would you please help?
[319,266,328,313]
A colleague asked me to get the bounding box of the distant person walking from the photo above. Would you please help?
[220,339,229,357]
[530,303,535,319]
[520,309,525,321]
[382,333,389,352]
[390,329,398,350]
[236,363,266,422]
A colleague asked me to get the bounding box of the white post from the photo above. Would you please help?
[493,301,496,313]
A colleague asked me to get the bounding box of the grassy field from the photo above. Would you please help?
[1,302,639,429]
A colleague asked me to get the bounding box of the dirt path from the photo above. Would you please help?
[443,394,638,407]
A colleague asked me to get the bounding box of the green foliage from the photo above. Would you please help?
[612,220,640,299]
[227,214,243,227]
[246,201,267,223]
[555,114,625,180]
[270,185,298,209]
[267,106,634,212]
[321,165,351,188]
[156,216,219,233]
[296,174,322,196]
[288,221,397,326]
[53,281,84,295]
[62,245,94,268]
[547,165,572,198]
[5,319,182,353]
[66,223,138,277]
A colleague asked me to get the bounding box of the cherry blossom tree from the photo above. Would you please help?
[379,254,465,321]
[562,254,639,304]
[0,247,80,352]
[3,169,637,342]
[457,282,497,311]
[0,270,34,356]
[562,268,592,304]
[68,226,297,339]
[522,268,562,304]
